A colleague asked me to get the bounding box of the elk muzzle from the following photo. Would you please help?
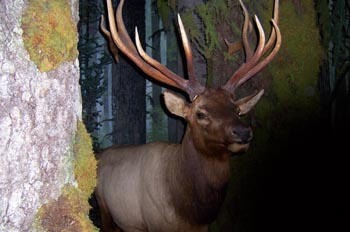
[227,125,253,153]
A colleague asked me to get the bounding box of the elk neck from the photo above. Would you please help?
[166,126,231,225]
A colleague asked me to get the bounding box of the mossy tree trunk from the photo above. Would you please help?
[0,0,96,231]
[177,0,208,86]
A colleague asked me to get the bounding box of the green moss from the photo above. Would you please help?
[22,0,78,72]
[180,0,239,86]
[188,0,233,60]
[73,121,97,200]
[34,185,98,232]
[260,0,323,121]
[33,121,97,231]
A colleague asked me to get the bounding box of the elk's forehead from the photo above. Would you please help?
[193,89,237,113]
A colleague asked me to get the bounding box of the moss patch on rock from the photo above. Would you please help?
[22,0,78,72]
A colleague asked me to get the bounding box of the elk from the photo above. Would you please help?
[96,0,281,231]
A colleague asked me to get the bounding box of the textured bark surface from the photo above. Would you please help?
[178,0,208,87]
[0,0,81,231]
[111,0,146,145]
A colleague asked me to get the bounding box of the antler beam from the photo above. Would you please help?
[101,0,204,99]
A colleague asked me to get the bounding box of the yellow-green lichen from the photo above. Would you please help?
[34,185,98,232]
[73,120,97,200]
[22,0,78,72]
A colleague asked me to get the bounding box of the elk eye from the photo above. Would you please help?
[196,112,207,120]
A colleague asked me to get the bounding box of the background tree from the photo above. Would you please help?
[79,0,146,148]
[111,0,146,145]
[79,0,112,150]
[317,0,349,138]
[0,0,96,231]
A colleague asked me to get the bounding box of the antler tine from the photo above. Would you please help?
[115,0,138,55]
[224,0,281,92]
[262,0,279,55]
[177,14,202,92]
[239,0,254,60]
[134,27,189,92]
[100,16,120,62]
[236,19,281,87]
[103,0,202,100]
[103,0,176,87]
[224,15,266,91]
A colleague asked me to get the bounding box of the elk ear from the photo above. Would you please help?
[163,90,187,118]
[235,89,264,115]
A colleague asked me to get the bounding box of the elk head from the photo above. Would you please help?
[101,0,281,155]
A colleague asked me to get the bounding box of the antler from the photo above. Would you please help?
[224,0,281,92]
[101,0,204,99]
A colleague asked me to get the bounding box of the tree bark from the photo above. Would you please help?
[112,0,146,145]
[178,0,208,87]
[0,0,82,231]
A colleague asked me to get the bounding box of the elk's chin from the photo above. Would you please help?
[227,143,250,153]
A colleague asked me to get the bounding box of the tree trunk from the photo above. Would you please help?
[167,23,185,143]
[112,0,146,145]
[0,1,95,231]
[178,0,207,87]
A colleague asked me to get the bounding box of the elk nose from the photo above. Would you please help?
[232,127,252,144]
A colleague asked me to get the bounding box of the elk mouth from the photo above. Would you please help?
[227,142,250,153]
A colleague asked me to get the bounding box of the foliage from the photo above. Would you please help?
[22,0,77,72]
[78,0,112,150]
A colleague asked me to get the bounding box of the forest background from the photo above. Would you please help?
[80,0,348,231]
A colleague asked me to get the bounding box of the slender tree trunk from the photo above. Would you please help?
[0,1,95,231]
[112,0,146,145]
[167,18,185,143]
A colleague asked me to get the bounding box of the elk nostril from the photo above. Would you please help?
[232,128,252,143]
